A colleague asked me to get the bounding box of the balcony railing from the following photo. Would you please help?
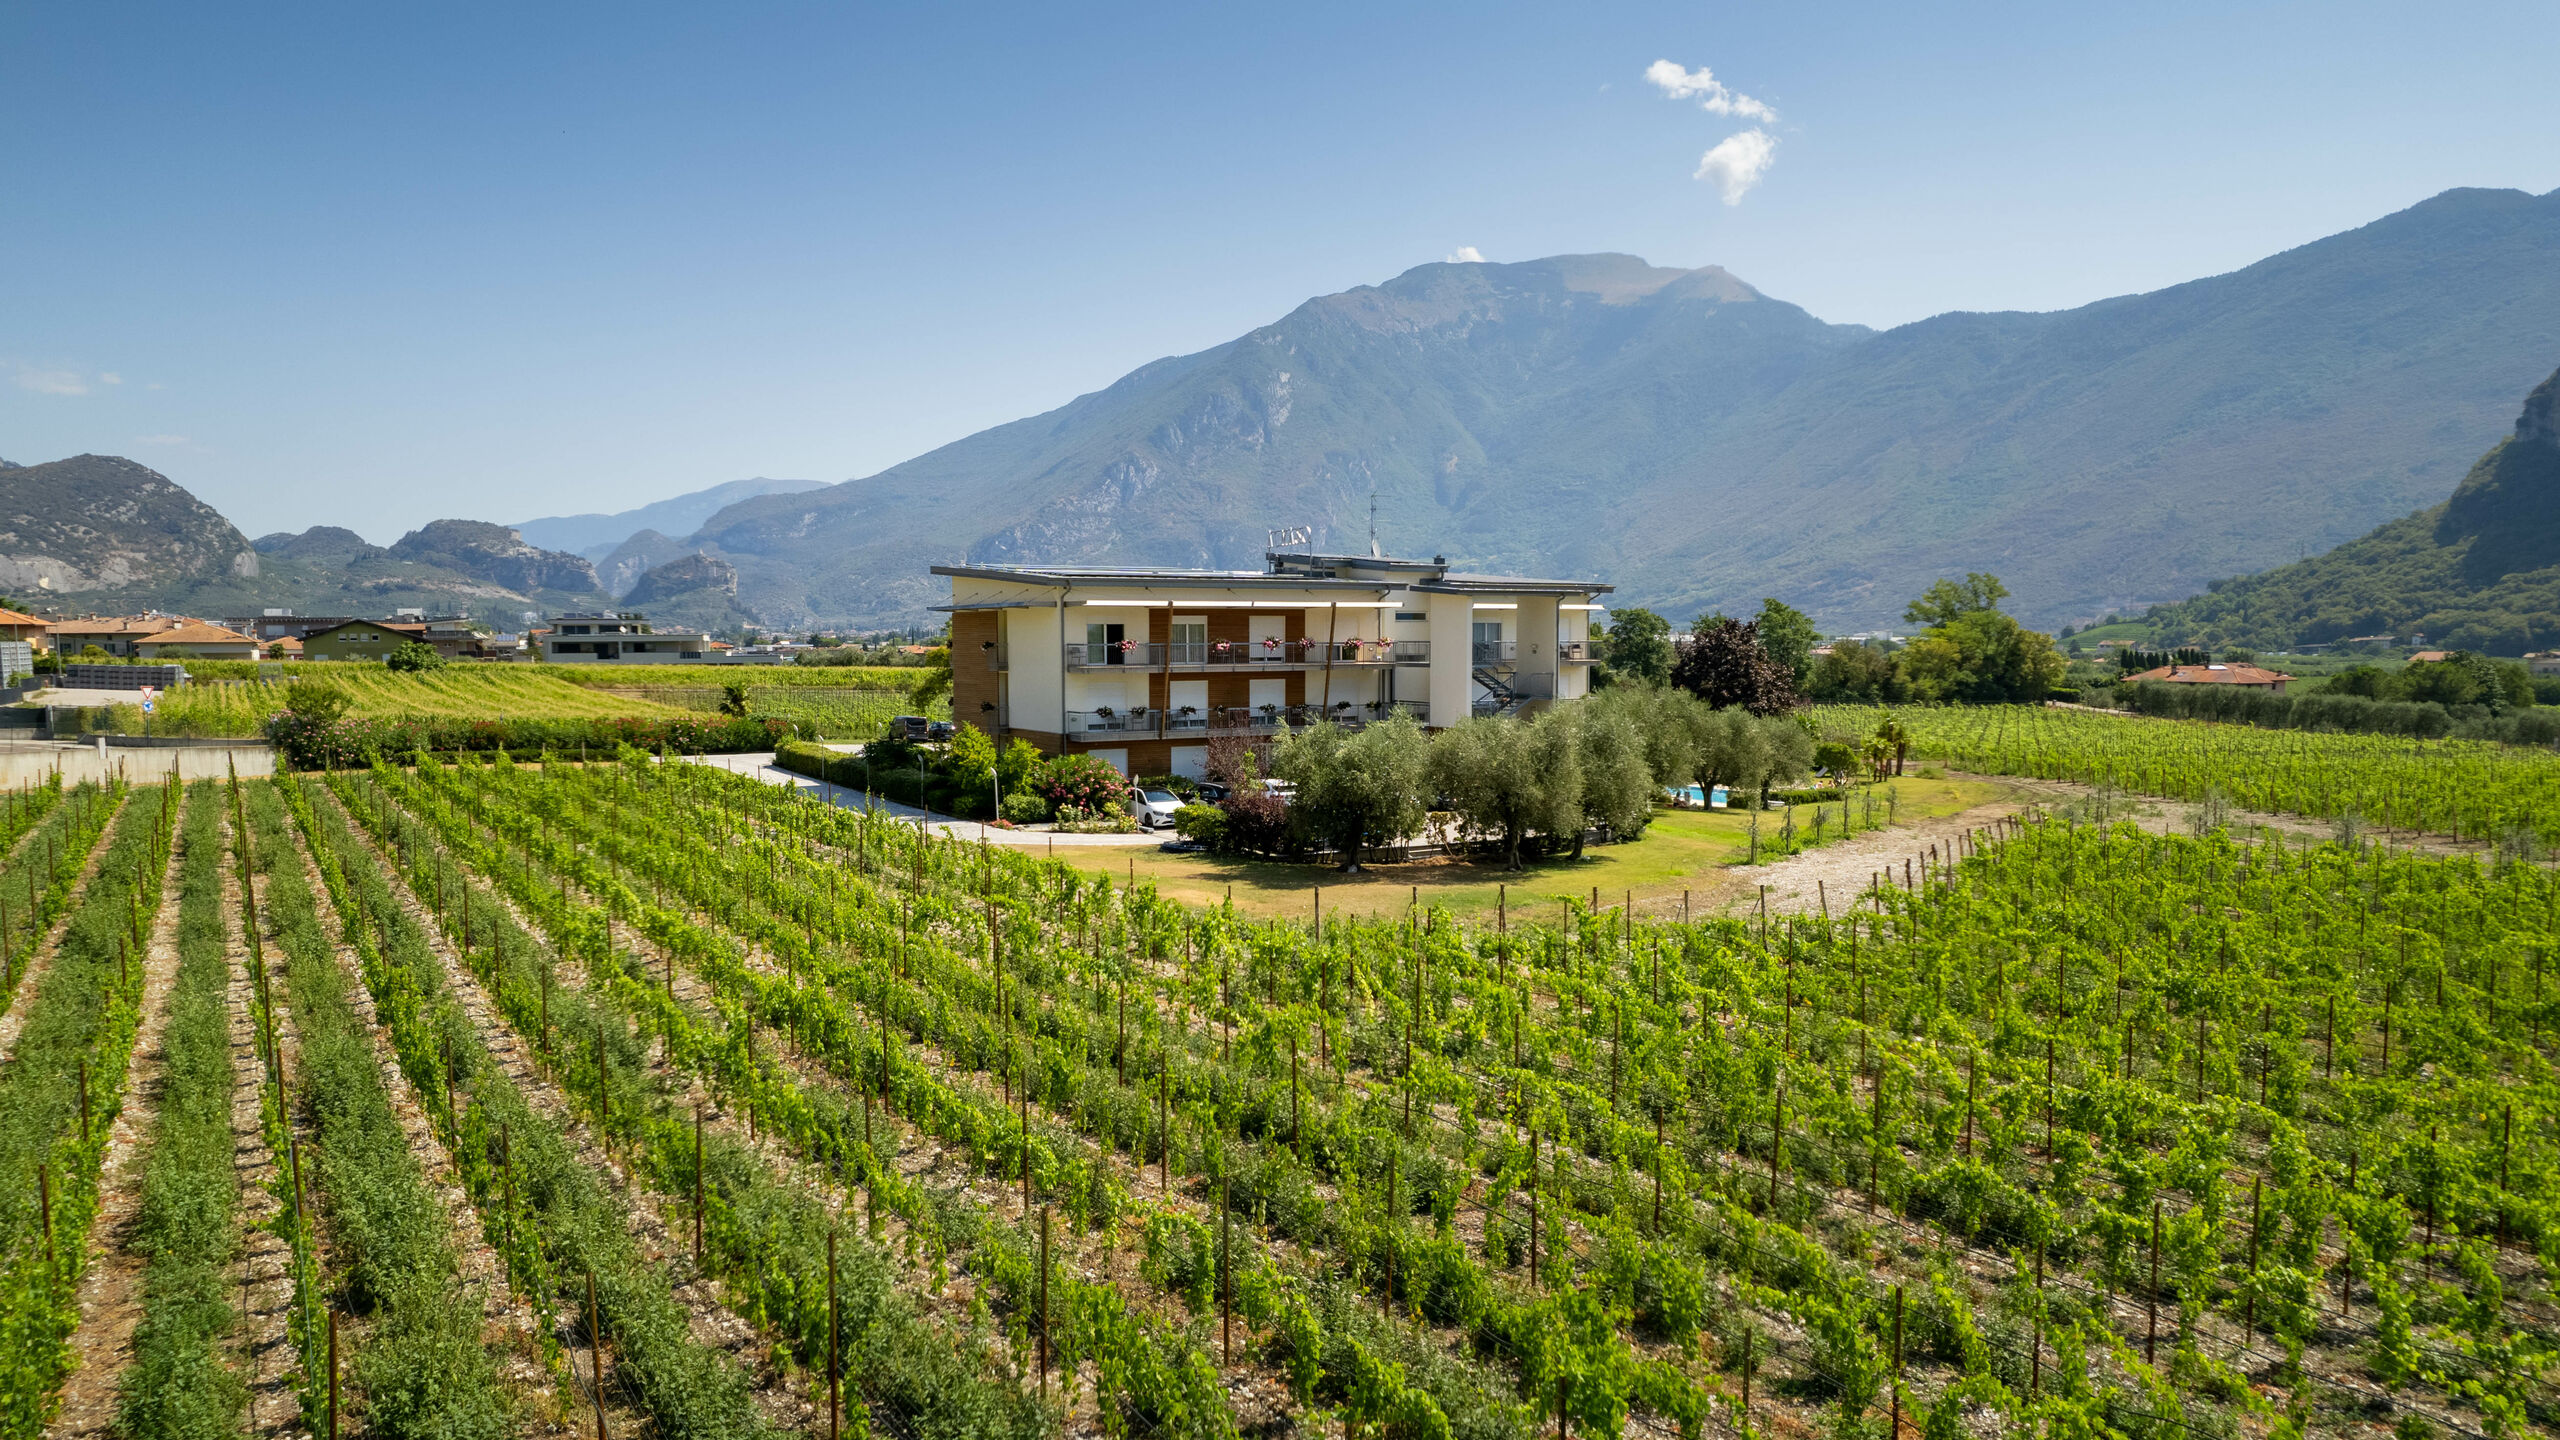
[1064,639,1427,669]
[1556,639,1595,662]
[1471,640,1518,666]
[1062,701,1429,738]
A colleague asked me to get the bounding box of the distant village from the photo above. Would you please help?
[0,606,926,690]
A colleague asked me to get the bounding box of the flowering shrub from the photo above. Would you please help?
[1030,752,1129,816]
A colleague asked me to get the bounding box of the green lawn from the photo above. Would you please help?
[1054,776,2015,923]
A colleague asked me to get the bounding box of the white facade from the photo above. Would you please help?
[934,548,1607,768]
[541,613,717,663]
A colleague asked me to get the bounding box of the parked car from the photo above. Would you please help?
[1133,788,1184,830]
[926,720,956,742]
[889,715,933,740]
[1192,781,1231,804]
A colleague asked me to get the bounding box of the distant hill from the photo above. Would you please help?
[0,454,261,594]
[0,458,619,625]
[620,552,754,631]
[515,477,827,560]
[596,529,688,597]
[686,186,2560,630]
[386,520,601,595]
[2143,365,2560,653]
[253,526,385,564]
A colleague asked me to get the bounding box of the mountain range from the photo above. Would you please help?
[7,185,2558,635]
[514,478,825,562]
[2142,365,2560,653]
[673,185,2560,631]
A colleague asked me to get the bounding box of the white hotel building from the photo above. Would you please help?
[933,545,1610,777]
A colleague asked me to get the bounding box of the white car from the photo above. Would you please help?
[1134,788,1184,829]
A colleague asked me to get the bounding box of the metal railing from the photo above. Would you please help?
[1470,672,1555,716]
[1063,639,1427,669]
[1556,639,1594,661]
[1470,640,1517,666]
[1063,701,1429,737]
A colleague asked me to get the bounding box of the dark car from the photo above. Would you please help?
[1193,781,1231,804]
[889,715,933,740]
[926,721,956,742]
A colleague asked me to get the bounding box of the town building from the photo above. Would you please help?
[302,619,430,662]
[2526,651,2560,677]
[47,617,165,657]
[224,612,364,644]
[932,544,1611,777]
[133,622,259,660]
[0,608,54,650]
[539,613,717,662]
[2123,661,2295,692]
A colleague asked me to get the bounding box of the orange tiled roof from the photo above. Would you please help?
[2126,663,2294,686]
[135,622,256,646]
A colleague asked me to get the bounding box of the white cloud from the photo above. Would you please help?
[1694,129,1777,204]
[1446,246,1486,264]
[13,368,91,397]
[134,434,190,446]
[98,372,123,386]
[1644,59,1775,123]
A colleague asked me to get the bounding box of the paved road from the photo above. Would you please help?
[675,751,1164,848]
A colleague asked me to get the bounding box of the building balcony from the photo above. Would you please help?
[1062,700,1430,739]
[1062,639,1427,669]
[1471,640,1518,666]
[1557,639,1595,662]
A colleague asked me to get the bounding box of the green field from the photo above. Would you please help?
[1053,776,2014,923]
[50,663,941,739]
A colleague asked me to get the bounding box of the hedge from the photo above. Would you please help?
[268,712,789,769]
[2111,680,2560,744]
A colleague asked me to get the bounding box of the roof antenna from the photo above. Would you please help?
[1368,483,1381,558]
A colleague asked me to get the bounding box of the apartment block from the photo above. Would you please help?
[932,546,1610,777]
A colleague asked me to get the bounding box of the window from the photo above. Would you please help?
[1395,612,1426,622]
[1171,618,1205,663]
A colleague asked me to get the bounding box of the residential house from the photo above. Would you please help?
[301,616,503,662]
[223,612,363,644]
[48,617,164,658]
[932,544,1611,777]
[2526,651,2560,677]
[0,608,53,650]
[539,613,717,662]
[133,622,260,660]
[302,619,428,662]
[2123,662,2295,692]
[2407,650,2451,664]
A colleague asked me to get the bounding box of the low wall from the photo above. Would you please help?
[0,739,275,788]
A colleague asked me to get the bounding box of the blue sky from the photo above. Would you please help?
[5,0,2555,541]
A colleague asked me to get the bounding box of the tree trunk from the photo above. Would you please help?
[1505,824,1524,872]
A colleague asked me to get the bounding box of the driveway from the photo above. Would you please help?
[674,751,1165,847]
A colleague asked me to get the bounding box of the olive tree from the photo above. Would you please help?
[1427,711,1583,871]
[1271,712,1430,873]
[1571,705,1659,858]
[1694,709,1814,806]
[1585,683,1714,790]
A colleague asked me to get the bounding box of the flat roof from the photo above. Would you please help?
[932,561,1609,594]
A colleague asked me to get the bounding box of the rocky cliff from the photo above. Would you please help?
[0,454,261,594]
